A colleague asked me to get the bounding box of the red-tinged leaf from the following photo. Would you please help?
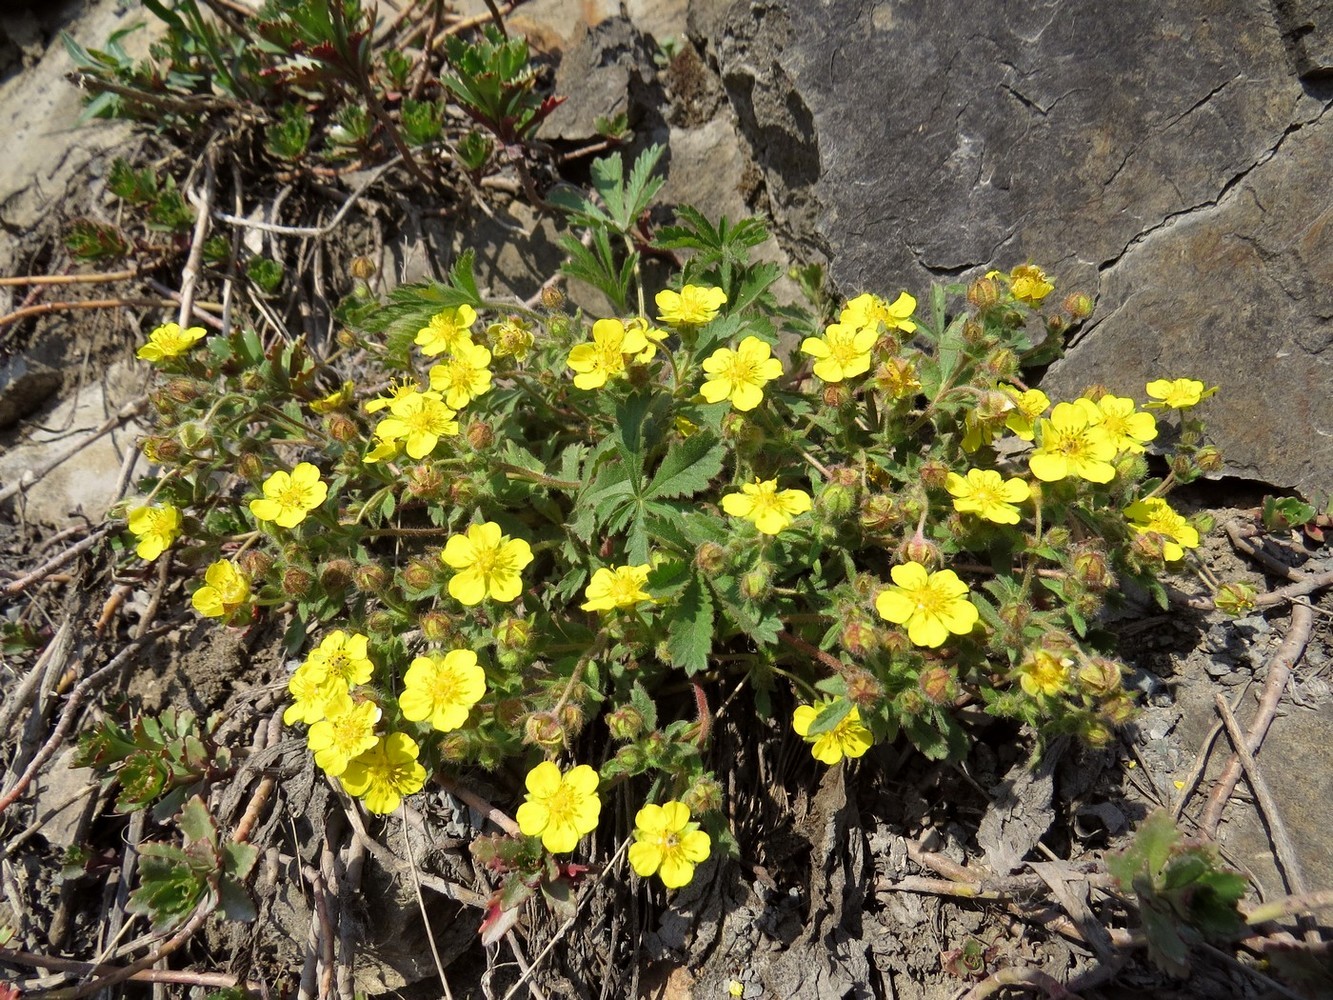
[478,899,523,947]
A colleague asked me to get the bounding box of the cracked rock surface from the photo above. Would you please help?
[713,0,1333,500]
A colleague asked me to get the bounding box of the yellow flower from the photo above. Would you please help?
[728,982,745,998]
[126,504,182,561]
[363,378,420,414]
[1003,388,1050,440]
[306,694,381,777]
[415,305,478,356]
[399,650,487,732]
[961,389,1017,451]
[581,564,654,611]
[363,436,402,464]
[800,321,877,383]
[874,563,979,648]
[1028,402,1117,483]
[341,732,428,815]
[874,357,921,399]
[1018,649,1072,697]
[566,319,648,389]
[191,560,250,619]
[1010,264,1054,306]
[792,699,874,765]
[656,284,727,326]
[945,469,1031,525]
[721,479,812,535]
[310,382,353,414]
[136,322,206,362]
[249,462,328,528]
[428,341,493,409]
[374,389,458,460]
[515,761,601,854]
[487,316,535,360]
[1145,378,1216,410]
[441,521,533,605]
[304,630,374,687]
[1077,395,1157,453]
[1124,497,1200,561]
[700,336,783,411]
[839,291,917,334]
[627,316,671,362]
[628,800,712,888]
[283,664,348,726]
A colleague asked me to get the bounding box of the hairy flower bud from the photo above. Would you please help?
[354,563,389,593]
[874,357,922,399]
[141,435,181,464]
[320,558,355,592]
[681,776,723,816]
[919,460,950,490]
[1071,546,1112,591]
[283,566,313,598]
[920,666,956,705]
[234,452,263,483]
[845,667,884,707]
[606,706,644,741]
[1063,292,1094,320]
[466,420,495,450]
[494,615,533,651]
[365,609,395,635]
[402,559,436,592]
[494,699,527,730]
[1102,693,1137,725]
[241,370,264,393]
[860,494,904,533]
[236,549,272,580]
[694,541,727,575]
[898,533,941,570]
[984,347,1020,379]
[961,318,987,346]
[164,378,201,404]
[350,256,377,281]
[1195,446,1223,473]
[407,464,445,500]
[1081,718,1114,748]
[817,482,854,520]
[968,276,1000,309]
[419,611,454,643]
[558,702,585,738]
[336,328,358,349]
[524,712,565,750]
[840,618,880,658]
[822,383,851,407]
[437,732,469,761]
[326,413,359,442]
[998,601,1029,630]
[1078,657,1123,697]
[897,689,925,717]
[540,284,565,310]
[740,566,771,602]
[1214,581,1257,616]
[177,422,210,453]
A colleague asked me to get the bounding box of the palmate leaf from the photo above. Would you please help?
[666,573,714,675]
[646,432,724,499]
[591,144,664,232]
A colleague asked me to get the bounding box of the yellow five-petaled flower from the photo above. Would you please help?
[566,318,648,389]
[373,389,459,460]
[126,504,182,561]
[341,732,428,815]
[137,322,207,362]
[656,284,727,326]
[441,521,533,605]
[1145,378,1216,410]
[428,342,493,409]
[875,563,979,648]
[792,699,874,765]
[700,337,783,411]
[945,469,1031,525]
[306,695,381,777]
[1124,497,1200,562]
[800,321,877,383]
[581,564,654,611]
[191,560,250,619]
[628,800,712,888]
[249,462,328,528]
[515,761,601,854]
[721,479,812,535]
[399,650,487,732]
[415,305,477,357]
[1028,401,1116,483]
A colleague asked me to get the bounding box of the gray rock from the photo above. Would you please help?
[1274,0,1333,77]
[711,0,1333,501]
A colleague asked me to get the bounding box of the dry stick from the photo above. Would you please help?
[179,152,216,329]
[435,772,521,835]
[400,811,455,1000]
[961,967,1083,1000]
[1200,603,1314,835]
[300,863,337,1000]
[0,621,73,740]
[0,298,211,331]
[211,156,400,238]
[1172,682,1250,821]
[504,931,550,1000]
[1245,887,1333,925]
[0,624,174,816]
[0,269,139,288]
[0,949,254,991]
[1213,693,1318,944]
[335,823,367,1000]
[143,279,226,330]
[1255,570,1333,607]
[0,397,148,506]
[3,527,111,596]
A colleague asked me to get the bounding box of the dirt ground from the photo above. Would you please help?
[1,2,1331,999]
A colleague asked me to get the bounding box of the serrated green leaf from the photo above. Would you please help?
[666,575,714,675]
[628,681,659,731]
[646,432,723,500]
[800,697,851,737]
[178,796,217,846]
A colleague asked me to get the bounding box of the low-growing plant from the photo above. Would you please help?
[118,147,1221,930]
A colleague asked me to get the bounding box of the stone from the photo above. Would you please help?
[1274,0,1333,77]
[712,0,1333,501]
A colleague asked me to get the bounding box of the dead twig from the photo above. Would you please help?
[960,967,1083,1000]
[1254,569,1333,607]
[0,297,220,331]
[0,947,257,991]
[0,269,139,288]
[435,772,521,835]
[3,526,111,597]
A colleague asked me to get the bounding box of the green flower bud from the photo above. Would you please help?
[354,563,389,593]
[681,775,723,816]
[523,712,564,750]
[1214,581,1257,616]
[402,559,436,592]
[420,611,454,643]
[606,706,644,741]
[320,558,355,591]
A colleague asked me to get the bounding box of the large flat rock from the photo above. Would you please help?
[715,0,1333,500]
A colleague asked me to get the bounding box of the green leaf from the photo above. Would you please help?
[178,795,218,847]
[646,432,724,500]
[628,681,659,731]
[666,574,714,675]
[800,697,851,737]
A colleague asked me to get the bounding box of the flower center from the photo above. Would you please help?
[278,483,310,508]
[429,671,460,704]
[722,354,758,385]
[913,579,950,616]
[545,784,576,825]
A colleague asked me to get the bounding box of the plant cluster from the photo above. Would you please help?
[112,145,1221,928]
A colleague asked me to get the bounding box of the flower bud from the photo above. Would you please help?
[817,482,854,520]
[365,609,395,635]
[1102,693,1137,725]
[880,629,912,657]
[694,542,727,575]
[326,413,359,442]
[437,732,469,761]
[524,712,564,750]
[920,666,956,705]
[614,743,645,772]
[606,706,644,741]
[241,370,264,392]
[860,494,904,533]
[1078,657,1122,697]
[141,435,182,464]
[1046,315,1067,336]
[898,533,941,570]
[177,422,210,452]
[283,566,313,597]
[164,378,201,403]
[961,318,987,346]
[740,565,771,601]
[822,383,851,407]
[840,618,880,658]
[494,699,527,730]
[354,563,389,593]
[558,702,585,738]
[681,776,723,816]
[897,689,925,716]
[336,328,358,349]
[1081,718,1114,748]
[1214,581,1257,616]
[967,276,1000,309]
[407,464,445,500]
[237,549,273,580]
[846,667,884,707]
[494,615,533,651]
[984,347,1020,379]
[448,477,476,507]
[350,256,377,281]
[419,611,454,643]
[998,601,1029,630]
[874,357,922,399]
[320,558,355,591]
[466,420,494,450]
[1071,545,1112,591]
[540,284,565,310]
[1195,446,1223,473]
[919,460,950,490]
[234,452,263,483]
[1063,292,1094,320]
[402,559,436,592]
